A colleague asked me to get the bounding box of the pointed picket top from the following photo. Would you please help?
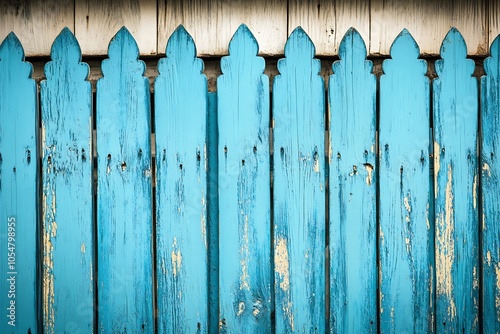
[278,26,320,77]
[383,29,426,77]
[227,24,259,57]
[483,34,500,78]
[0,32,32,79]
[101,26,145,78]
[435,28,474,79]
[45,27,88,82]
[333,27,370,74]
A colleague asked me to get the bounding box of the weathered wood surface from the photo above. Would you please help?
[433,28,479,333]
[329,28,377,333]
[370,0,487,56]
[481,34,500,333]
[157,0,287,56]
[155,25,209,333]
[379,29,433,333]
[273,27,326,333]
[0,0,74,56]
[41,28,94,333]
[96,27,153,332]
[288,0,370,56]
[0,32,38,334]
[217,24,271,333]
[75,0,157,55]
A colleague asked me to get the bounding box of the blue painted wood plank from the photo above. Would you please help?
[272,27,325,333]
[217,24,271,333]
[329,28,377,334]
[96,27,153,333]
[433,28,479,333]
[155,25,209,333]
[379,29,433,333]
[0,33,38,334]
[207,91,219,334]
[481,34,500,333]
[41,27,94,334]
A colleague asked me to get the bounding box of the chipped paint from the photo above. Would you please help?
[81,242,86,254]
[283,301,295,332]
[483,162,491,177]
[436,164,456,319]
[472,174,477,209]
[201,195,207,249]
[365,163,373,186]
[473,266,479,289]
[237,302,245,316]
[429,265,434,308]
[240,215,250,290]
[434,141,441,197]
[313,156,320,173]
[275,238,290,291]
[171,238,182,277]
[253,307,260,317]
[426,203,430,230]
[404,196,411,222]
[487,251,492,266]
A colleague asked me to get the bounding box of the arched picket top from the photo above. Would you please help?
[217,23,271,333]
[433,27,479,334]
[41,26,93,334]
[480,33,500,334]
[96,26,153,332]
[273,25,325,333]
[155,23,209,333]
[0,31,38,334]
[329,27,377,334]
[379,28,433,333]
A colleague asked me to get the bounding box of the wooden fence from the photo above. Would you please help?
[0,24,499,334]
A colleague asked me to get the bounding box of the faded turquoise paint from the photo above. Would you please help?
[41,28,94,333]
[155,25,208,333]
[433,28,479,333]
[96,27,153,332]
[481,34,500,333]
[217,24,271,333]
[379,29,433,333]
[329,28,377,333]
[0,33,38,334]
[272,27,325,333]
[207,91,219,334]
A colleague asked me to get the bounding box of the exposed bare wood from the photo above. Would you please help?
[0,0,74,56]
[75,0,157,55]
[157,0,287,56]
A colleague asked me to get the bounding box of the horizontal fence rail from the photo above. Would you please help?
[1,25,500,334]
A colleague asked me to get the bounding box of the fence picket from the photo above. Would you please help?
[96,27,153,332]
[155,25,209,333]
[273,27,326,333]
[433,27,479,333]
[0,33,38,334]
[217,24,271,333]
[480,34,500,333]
[41,28,94,333]
[378,29,433,333]
[329,28,377,333]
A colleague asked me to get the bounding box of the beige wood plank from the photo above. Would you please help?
[489,0,500,50]
[0,0,74,56]
[288,0,370,56]
[370,0,487,56]
[158,0,287,56]
[75,0,157,55]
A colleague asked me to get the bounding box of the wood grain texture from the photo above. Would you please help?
[378,29,433,333]
[217,24,271,333]
[0,0,74,56]
[96,27,153,332]
[433,28,479,333]
[288,0,369,56]
[0,33,38,334]
[480,34,500,333]
[370,0,487,56]
[75,0,157,55]
[158,0,287,56]
[41,28,94,334]
[155,25,209,333]
[329,28,377,333]
[273,27,326,333]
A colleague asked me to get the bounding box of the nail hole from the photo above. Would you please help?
[47,156,52,164]
[197,151,201,161]
[400,166,404,173]
[81,149,86,161]
[224,146,228,154]
[337,152,341,159]
[253,146,257,154]
[179,164,183,170]
[242,159,245,166]
[27,149,31,164]
[385,144,389,151]
[441,147,445,154]
[138,149,143,156]
[491,152,494,159]
[13,167,16,173]
[364,149,368,156]
[280,147,284,154]
[107,154,111,160]
[121,162,127,171]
